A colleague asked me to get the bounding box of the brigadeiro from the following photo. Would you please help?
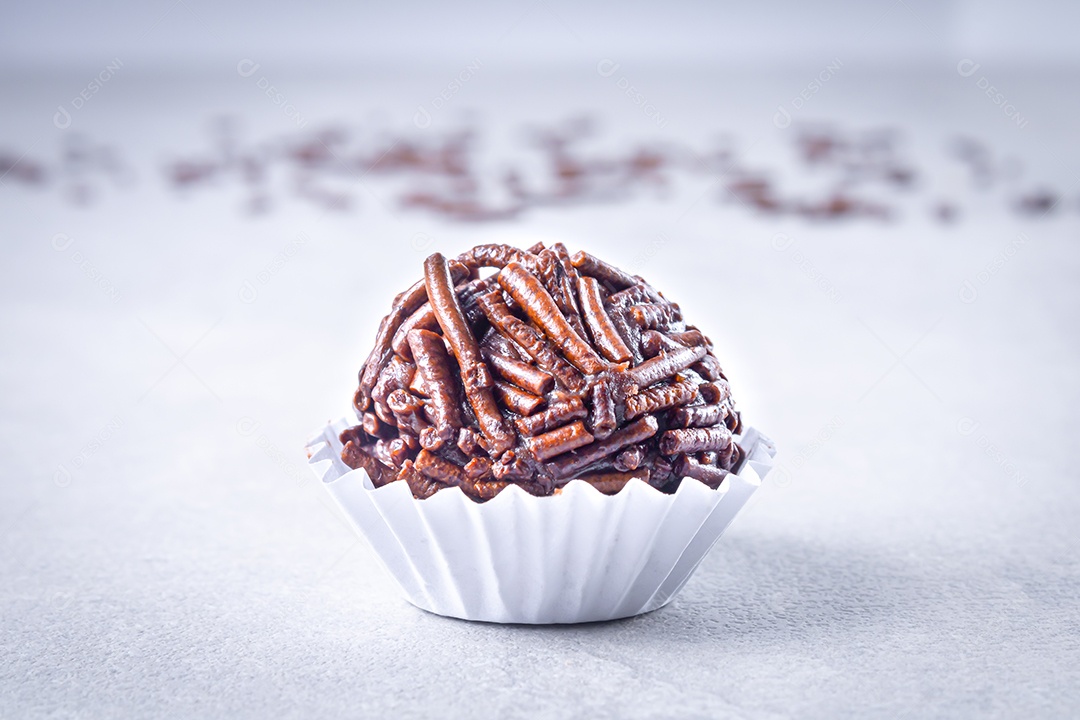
[307,242,775,623]
[341,243,744,501]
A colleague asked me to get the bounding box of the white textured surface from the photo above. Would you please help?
[2,63,1080,718]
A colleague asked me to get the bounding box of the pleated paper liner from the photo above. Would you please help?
[305,417,776,624]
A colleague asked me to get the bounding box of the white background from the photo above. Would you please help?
[2,2,1079,718]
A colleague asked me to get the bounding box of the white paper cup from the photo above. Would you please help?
[305,417,776,624]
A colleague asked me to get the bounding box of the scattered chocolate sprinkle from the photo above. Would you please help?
[933,201,959,224]
[1015,189,1059,216]
[1,117,1074,225]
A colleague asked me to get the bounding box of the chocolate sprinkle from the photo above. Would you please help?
[340,244,744,500]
